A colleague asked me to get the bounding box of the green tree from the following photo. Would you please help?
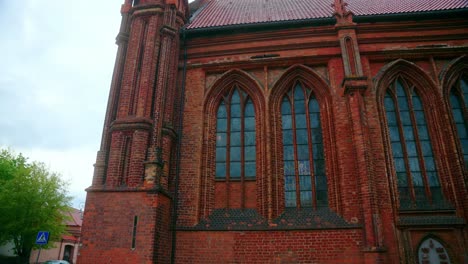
[0,149,72,264]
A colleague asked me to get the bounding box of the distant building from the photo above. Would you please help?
[30,208,82,264]
[0,242,15,258]
[80,0,467,263]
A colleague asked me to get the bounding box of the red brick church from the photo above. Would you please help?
[79,0,468,263]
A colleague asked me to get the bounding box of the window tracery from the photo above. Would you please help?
[215,87,256,181]
[281,82,327,209]
[448,75,468,167]
[383,78,442,205]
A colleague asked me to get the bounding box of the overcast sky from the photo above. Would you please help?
[1,0,196,209]
[0,1,125,208]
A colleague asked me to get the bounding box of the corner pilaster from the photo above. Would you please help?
[333,0,386,260]
[91,1,133,187]
[81,1,189,263]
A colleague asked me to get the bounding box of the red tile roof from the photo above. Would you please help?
[349,0,468,16]
[187,0,468,29]
[65,208,83,227]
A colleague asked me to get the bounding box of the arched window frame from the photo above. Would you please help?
[441,57,468,173]
[440,58,468,216]
[280,81,328,209]
[383,77,441,203]
[199,70,266,219]
[416,235,453,264]
[215,86,256,182]
[447,74,468,166]
[375,60,450,210]
[269,65,338,216]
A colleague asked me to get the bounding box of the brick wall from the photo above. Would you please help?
[176,230,363,263]
[80,192,164,264]
[174,16,468,263]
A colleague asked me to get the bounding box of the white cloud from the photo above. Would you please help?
[1,0,196,209]
[0,0,121,208]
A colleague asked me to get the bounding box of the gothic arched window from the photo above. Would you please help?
[448,75,468,168]
[281,82,327,208]
[215,88,256,181]
[383,78,442,205]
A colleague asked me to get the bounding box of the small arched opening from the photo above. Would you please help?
[417,237,451,264]
[63,245,74,263]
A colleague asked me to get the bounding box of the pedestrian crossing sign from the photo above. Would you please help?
[35,231,49,245]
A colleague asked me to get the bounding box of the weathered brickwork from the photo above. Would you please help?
[79,192,172,264]
[79,0,468,263]
[176,230,364,263]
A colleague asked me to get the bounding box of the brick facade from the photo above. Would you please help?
[79,0,468,263]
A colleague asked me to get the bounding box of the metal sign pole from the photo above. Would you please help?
[35,231,49,264]
[35,246,42,264]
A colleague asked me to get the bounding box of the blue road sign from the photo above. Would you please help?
[35,231,49,245]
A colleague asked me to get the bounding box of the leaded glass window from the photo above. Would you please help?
[448,75,468,168]
[281,83,327,208]
[384,78,442,204]
[215,88,256,180]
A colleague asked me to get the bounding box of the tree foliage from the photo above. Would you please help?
[0,149,72,263]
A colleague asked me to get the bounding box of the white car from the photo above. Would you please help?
[44,261,70,264]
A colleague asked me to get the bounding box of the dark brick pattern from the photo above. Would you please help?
[181,208,358,231]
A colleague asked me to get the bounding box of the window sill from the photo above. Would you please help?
[215,177,256,182]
